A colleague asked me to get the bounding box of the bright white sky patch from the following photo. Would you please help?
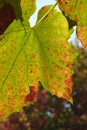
[29,0,56,27]
[36,0,55,9]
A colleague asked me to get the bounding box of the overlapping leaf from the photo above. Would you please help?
[77,26,87,48]
[0,21,31,119]
[0,0,36,120]
[0,0,36,21]
[58,0,87,48]
[58,0,87,26]
[34,6,75,103]
[0,4,75,120]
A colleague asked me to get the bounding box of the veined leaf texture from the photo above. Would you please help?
[58,0,87,26]
[58,0,87,48]
[0,0,75,120]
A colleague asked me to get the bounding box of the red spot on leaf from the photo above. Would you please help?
[25,86,36,103]
[66,87,71,93]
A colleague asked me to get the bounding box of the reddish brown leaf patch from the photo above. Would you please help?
[25,86,37,103]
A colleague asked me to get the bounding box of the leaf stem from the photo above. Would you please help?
[32,0,59,28]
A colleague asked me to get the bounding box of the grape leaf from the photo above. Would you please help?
[34,6,75,103]
[77,26,87,48]
[58,0,87,26]
[58,0,87,48]
[0,0,36,120]
[0,5,75,120]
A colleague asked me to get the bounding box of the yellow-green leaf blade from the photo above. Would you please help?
[34,6,75,103]
[0,20,31,119]
[58,0,87,26]
[0,5,76,120]
[77,26,87,48]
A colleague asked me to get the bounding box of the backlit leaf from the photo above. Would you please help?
[58,0,87,26]
[34,6,75,103]
[0,0,36,120]
[77,26,87,48]
[0,20,32,120]
[0,5,75,120]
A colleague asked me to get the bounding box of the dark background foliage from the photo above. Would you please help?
[0,3,87,130]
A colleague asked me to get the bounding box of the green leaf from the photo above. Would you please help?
[34,6,75,103]
[0,5,75,120]
[20,0,36,21]
[58,0,87,26]
[0,20,31,119]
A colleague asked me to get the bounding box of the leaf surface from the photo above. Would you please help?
[58,0,87,26]
[0,5,75,120]
[0,20,31,119]
[34,6,75,103]
[77,26,87,48]
[0,0,36,120]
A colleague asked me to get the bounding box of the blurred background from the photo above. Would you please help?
[0,0,87,130]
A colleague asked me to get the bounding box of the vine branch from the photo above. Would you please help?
[32,0,59,28]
